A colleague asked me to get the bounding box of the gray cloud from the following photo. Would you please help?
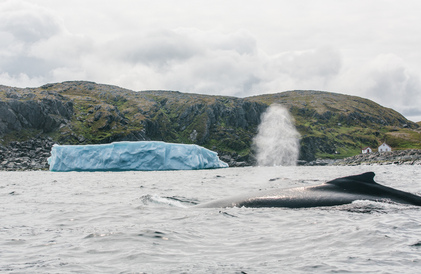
[1,55,53,77]
[403,108,421,119]
[95,29,263,95]
[364,55,421,120]
[0,1,62,43]
[0,1,67,79]
[107,30,202,68]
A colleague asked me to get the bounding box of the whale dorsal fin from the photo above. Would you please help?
[327,172,377,186]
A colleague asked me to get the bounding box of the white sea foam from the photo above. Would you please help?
[253,104,300,166]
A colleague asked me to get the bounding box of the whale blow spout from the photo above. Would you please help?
[253,104,300,166]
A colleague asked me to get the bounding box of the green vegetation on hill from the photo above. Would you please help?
[247,90,421,159]
[0,81,419,164]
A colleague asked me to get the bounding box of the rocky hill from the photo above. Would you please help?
[247,91,420,160]
[0,81,420,169]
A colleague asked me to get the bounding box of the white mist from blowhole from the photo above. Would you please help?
[253,104,301,166]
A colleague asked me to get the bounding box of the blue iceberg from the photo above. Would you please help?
[48,141,228,171]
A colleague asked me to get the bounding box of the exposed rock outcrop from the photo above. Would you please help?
[332,149,421,166]
[0,138,55,170]
[0,94,73,136]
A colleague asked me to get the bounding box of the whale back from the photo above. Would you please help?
[327,172,376,186]
[324,172,421,206]
[324,172,379,194]
[197,172,421,208]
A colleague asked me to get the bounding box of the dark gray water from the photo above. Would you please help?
[1,166,421,273]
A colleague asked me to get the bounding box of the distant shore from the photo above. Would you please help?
[302,149,421,166]
[331,149,421,166]
[1,138,420,171]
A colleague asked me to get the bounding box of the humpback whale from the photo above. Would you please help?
[197,172,421,208]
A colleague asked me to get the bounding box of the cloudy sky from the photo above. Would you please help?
[1,0,421,121]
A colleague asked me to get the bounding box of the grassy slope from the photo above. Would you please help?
[247,90,420,158]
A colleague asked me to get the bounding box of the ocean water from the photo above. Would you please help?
[1,165,421,273]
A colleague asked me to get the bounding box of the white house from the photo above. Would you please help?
[378,143,392,153]
[362,147,372,154]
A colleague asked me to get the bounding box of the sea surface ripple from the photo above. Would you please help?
[1,166,421,273]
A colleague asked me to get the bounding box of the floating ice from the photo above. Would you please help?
[48,141,228,171]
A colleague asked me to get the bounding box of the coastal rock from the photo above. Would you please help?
[0,138,54,171]
[332,150,421,166]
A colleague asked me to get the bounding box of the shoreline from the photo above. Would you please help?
[331,149,421,166]
[302,149,421,166]
[1,138,420,171]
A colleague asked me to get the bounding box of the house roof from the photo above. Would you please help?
[379,142,391,147]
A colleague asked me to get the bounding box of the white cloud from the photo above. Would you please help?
[30,33,93,64]
[276,47,341,79]
[0,72,44,87]
[261,47,343,92]
[328,53,421,121]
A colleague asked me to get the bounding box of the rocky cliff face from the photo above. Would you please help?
[0,81,420,169]
[0,86,73,138]
[139,91,267,165]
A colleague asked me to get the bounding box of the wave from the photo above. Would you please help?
[329,199,417,214]
[139,194,197,208]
